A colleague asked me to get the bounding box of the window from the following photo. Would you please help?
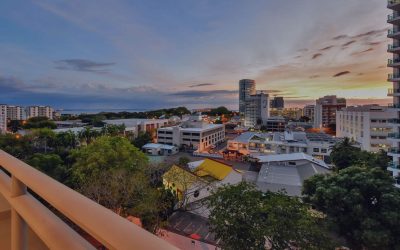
[288,161,296,166]
[194,190,200,198]
[321,148,327,153]
[313,148,320,153]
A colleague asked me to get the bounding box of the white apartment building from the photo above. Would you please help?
[314,95,346,129]
[26,106,54,120]
[387,0,400,186]
[336,105,394,152]
[0,105,7,133]
[244,92,270,128]
[157,114,225,151]
[6,105,24,120]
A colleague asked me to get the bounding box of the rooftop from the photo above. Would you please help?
[104,118,168,127]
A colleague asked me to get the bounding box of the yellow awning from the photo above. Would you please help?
[194,158,232,181]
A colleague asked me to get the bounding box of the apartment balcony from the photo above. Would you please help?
[388,13,400,24]
[388,44,400,53]
[388,0,400,10]
[388,147,400,156]
[388,103,400,110]
[0,150,177,250]
[388,88,400,96]
[388,162,400,170]
[388,58,400,67]
[389,118,400,125]
[388,132,400,141]
[388,29,400,38]
[388,73,400,81]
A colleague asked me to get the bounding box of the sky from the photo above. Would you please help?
[0,0,392,110]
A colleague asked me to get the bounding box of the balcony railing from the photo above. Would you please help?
[388,13,400,21]
[388,103,400,109]
[389,0,400,6]
[388,44,400,51]
[388,29,400,35]
[388,162,400,169]
[388,73,400,80]
[389,118,400,124]
[0,150,177,250]
[389,148,400,154]
[388,88,400,96]
[388,58,400,65]
[389,133,400,139]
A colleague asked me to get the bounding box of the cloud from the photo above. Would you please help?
[189,83,215,88]
[333,71,351,77]
[319,46,334,51]
[54,59,115,73]
[170,90,236,98]
[333,35,348,40]
[342,40,356,47]
[351,48,374,56]
[312,53,322,59]
[309,75,320,79]
[368,41,382,46]
[353,28,386,38]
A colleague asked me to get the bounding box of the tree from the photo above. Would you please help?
[23,117,57,129]
[177,156,190,167]
[330,137,362,170]
[27,153,69,183]
[302,166,400,249]
[207,182,331,250]
[132,132,152,149]
[70,136,169,232]
[28,128,56,153]
[0,134,33,160]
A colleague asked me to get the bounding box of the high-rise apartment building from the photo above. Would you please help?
[239,79,256,114]
[26,106,54,120]
[0,105,6,133]
[6,105,24,120]
[336,105,394,152]
[314,95,346,129]
[270,97,284,109]
[244,92,270,127]
[303,105,315,121]
[387,0,400,186]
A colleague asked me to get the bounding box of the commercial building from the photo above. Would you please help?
[270,97,284,109]
[239,79,256,114]
[244,92,270,127]
[387,0,400,186]
[0,105,6,133]
[26,106,54,120]
[6,105,24,120]
[227,131,339,163]
[270,108,303,121]
[314,95,346,129]
[264,116,286,132]
[157,114,225,151]
[303,105,315,121]
[336,105,394,152]
[103,118,169,135]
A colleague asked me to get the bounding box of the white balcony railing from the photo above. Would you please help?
[0,150,177,250]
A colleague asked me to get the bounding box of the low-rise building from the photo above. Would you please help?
[255,153,330,196]
[163,159,242,211]
[263,116,286,132]
[314,95,346,129]
[157,114,224,151]
[302,105,315,122]
[336,105,394,152]
[227,131,339,163]
[142,143,178,156]
[104,118,169,135]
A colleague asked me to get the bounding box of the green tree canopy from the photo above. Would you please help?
[27,153,69,183]
[207,182,332,250]
[132,132,152,149]
[302,166,400,249]
[23,117,57,129]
